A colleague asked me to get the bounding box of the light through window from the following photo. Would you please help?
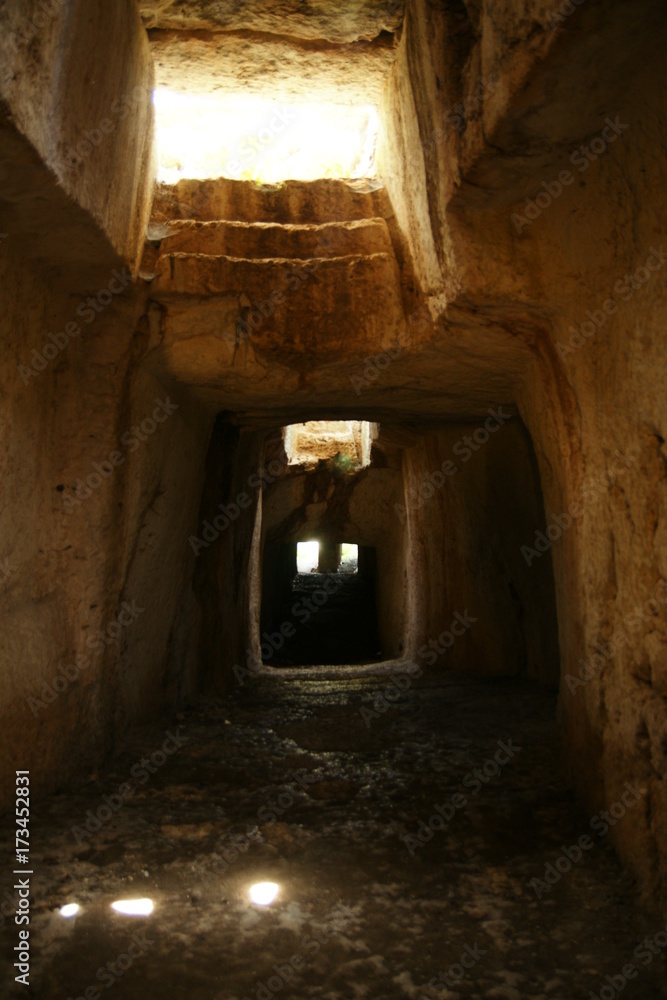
[340,543,358,573]
[110,899,154,917]
[296,541,319,574]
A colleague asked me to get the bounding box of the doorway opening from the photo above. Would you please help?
[261,542,381,666]
[296,540,320,574]
[296,541,359,575]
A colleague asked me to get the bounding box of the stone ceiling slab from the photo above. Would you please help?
[148,29,397,104]
[137,1,405,43]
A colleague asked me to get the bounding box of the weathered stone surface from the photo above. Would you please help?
[150,176,390,224]
[401,421,560,686]
[137,0,405,42]
[141,218,393,273]
[0,241,211,806]
[140,174,528,419]
[149,251,408,374]
[0,0,155,270]
[148,28,398,104]
[377,0,667,915]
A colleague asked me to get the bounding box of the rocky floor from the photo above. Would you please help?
[1,666,665,999]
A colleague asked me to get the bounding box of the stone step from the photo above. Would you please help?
[150,177,392,225]
[151,250,397,294]
[142,219,393,274]
[148,252,407,359]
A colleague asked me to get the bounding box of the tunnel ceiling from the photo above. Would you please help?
[138,1,403,102]
[136,1,406,42]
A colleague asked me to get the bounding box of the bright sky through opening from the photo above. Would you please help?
[154,90,379,184]
[340,543,359,572]
[111,898,155,916]
[249,882,280,906]
[297,541,320,574]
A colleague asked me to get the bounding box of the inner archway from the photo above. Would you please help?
[260,539,381,665]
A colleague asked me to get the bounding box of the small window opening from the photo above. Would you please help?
[339,543,358,573]
[296,540,319,574]
[295,541,358,575]
[261,541,380,666]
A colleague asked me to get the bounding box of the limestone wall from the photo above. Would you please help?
[190,419,265,688]
[0,0,207,808]
[399,420,560,685]
[0,0,155,270]
[379,0,667,912]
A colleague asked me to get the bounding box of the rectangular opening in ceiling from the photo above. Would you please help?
[153,90,379,184]
[283,421,378,470]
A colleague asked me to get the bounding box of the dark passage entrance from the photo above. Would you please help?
[261,545,381,666]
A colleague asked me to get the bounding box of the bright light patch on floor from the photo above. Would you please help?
[110,898,154,916]
[153,90,379,184]
[249,882,280,906]
[297,541,320,574]
[59,903,80,918]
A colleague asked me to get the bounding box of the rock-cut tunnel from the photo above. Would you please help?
[0,1,666,998]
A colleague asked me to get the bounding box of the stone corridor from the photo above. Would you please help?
[1,1,666,994]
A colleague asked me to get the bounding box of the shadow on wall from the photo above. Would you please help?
[401,414,561,687]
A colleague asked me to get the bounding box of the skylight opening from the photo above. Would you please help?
[153,90,379,184]
[284,421,378,470]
